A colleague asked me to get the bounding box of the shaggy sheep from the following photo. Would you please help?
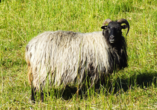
[25,18,130,102]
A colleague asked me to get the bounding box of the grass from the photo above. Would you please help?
[0,0,157,109]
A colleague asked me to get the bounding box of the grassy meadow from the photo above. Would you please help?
[0,0,157,109]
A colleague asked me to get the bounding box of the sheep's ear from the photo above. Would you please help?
[121,25,127,29]
[101,26,107,29]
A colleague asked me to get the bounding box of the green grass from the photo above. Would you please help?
[0,0,157,109]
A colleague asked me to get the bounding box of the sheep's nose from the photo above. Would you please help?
[109,35,115,43]
[110,35,114,39]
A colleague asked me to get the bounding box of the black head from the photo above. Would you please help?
[101,19,130,45]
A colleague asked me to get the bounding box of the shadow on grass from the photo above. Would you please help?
[62,71,157,99]
[44,71,157,100]
[105,71,157,94]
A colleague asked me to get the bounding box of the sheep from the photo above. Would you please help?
[25,18,130,102]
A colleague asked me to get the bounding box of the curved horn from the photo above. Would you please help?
[103,19,112,26]
[117,18,130,35]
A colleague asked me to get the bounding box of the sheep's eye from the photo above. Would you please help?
[107,29,111,33]
[107,27,110,31]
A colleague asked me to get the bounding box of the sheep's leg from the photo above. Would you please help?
[76,86,79,98]
[84,76,96,96]
[76,84,83,99]
[40,91,44,102]
[26,61,36,103]
[31,85,36,103]
[31,87,44,102]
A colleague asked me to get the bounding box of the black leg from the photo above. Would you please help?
[40,91,44,102]
[31,86,36,103]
